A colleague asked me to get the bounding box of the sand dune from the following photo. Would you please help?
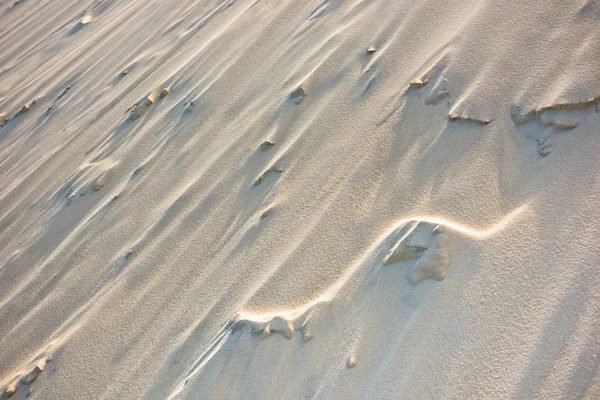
[1,0,599,398]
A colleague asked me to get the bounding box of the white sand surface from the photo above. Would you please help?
[1,0,599,398]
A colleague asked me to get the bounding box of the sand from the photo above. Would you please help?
[0,0,599,398]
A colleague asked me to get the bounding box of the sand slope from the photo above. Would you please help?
[1,0,599,398]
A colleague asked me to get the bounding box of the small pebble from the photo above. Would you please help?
[16,103,32,116]
[538,147,552,157]
[3,379,18,398]
[348,356,357,369]
[290,85,307,104]
[303,332,313,343]
[22,360,45,385]
[261,139,275,151]
[409,79,428,89]
[159,87,170,99]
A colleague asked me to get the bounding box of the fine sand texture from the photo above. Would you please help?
[1,0,599,399]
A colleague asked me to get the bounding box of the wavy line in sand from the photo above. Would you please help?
[168,204,528,398]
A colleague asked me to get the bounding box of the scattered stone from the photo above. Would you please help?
[80,13,93,25]
[27,387,33,397]
[261,139,275,151]
[22,360,46,385]
[554,121,578,130]
[16,103,32,116]
[3,379,19,398]
[262,326,271,340]
[536,136,548,146]
[303,331,313,343]
[121,69,129,75]
[367,46,377,54]
[448,114,492,125]
[94,180,104,191]
[348,356,357,369]
[159,87,170,99]
[538,147,552,157]
[290,85,307,105]
[409,79,428,89]
[129,97,154,121]
[255,166,283,186]
[0,113,7,128]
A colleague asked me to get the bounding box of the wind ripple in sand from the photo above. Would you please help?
[168,205,528,398]
[1,0,597,397]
